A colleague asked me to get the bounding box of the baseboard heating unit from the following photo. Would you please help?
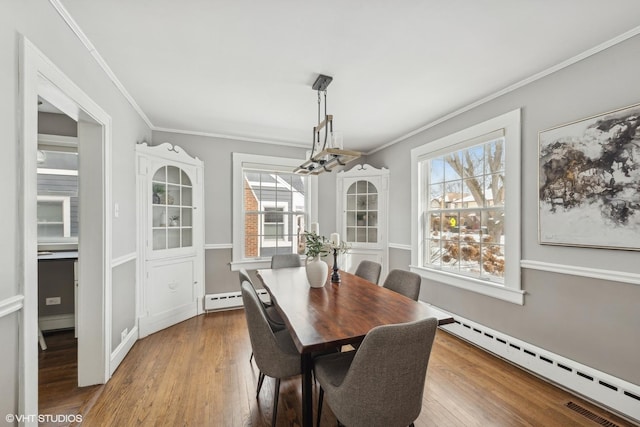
[439,312,640,424]
[204,289,270,311]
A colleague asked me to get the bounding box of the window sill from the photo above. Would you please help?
[230,259,273,271]
[409,265,524,305]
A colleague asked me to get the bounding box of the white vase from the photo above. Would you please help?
[305,256,328,288]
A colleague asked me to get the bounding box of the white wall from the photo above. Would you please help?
[367,34,640,385]
[1,1,151,419]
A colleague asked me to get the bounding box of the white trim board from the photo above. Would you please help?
[204,243,233,250]
[39,314,74,331]
[440,312,640,423]
[110,326,138,375]
[0,295,24,319]
[388,243,411,251]
[521,260,640,286]
[111,252,137,268]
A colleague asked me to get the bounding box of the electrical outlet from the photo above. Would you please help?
[45,297,61,305]
[121,328,128,342]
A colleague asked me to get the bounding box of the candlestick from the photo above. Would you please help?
[331,248,341,283]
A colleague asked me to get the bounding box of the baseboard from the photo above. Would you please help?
[39,313,74,331]
[439,313,640,423]
[204,290,270,311]
[110,326,138,375]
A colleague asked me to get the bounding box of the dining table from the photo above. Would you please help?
[256,266,455,427]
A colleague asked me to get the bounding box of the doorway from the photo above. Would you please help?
[19,36,112,419]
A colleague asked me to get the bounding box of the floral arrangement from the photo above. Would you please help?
[304,231,349,258]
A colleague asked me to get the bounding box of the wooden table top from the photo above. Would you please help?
[257,267,454,354]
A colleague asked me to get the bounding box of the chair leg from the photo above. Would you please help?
[316,387,324,427]
[256,372,265,398]
[271,378,281,427]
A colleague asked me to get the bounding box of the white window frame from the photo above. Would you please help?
[410,109,524,305]
[231,153,318,270]
[37,195,72,240]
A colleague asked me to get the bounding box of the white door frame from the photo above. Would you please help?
[19,36,112,422]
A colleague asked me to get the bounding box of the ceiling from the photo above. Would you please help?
[58,0,640,153]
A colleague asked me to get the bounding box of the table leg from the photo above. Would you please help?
[301,353,313,427]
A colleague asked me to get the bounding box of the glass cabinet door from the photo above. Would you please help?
[151,165,193,251]
[345,180,378,244]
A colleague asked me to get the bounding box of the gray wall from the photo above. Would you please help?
[369,34,640,385]
[152,131,339,294]
[38,112,77,137]
[38,260,75,317]
[2,2,151,419]
[111,260,136,351]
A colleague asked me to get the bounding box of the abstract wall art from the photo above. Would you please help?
[538,102,640,250]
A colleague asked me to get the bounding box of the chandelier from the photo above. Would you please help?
[294,74,361,175]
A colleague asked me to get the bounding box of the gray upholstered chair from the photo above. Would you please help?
[382,269,422,301]
[241,281,301,427]
[314,317,438,427]
[239,268,284,330]
[239,269,285,364]
[270,253,302,269]
[354,260,382,284]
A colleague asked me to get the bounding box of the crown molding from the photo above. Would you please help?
[152,126,308,149]
[49,0,153,129]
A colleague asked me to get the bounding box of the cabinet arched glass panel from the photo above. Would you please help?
[151,166,193,250]
[346,180,378,243]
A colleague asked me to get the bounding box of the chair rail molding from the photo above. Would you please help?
[521,260,640,286]
[0,295,24,318]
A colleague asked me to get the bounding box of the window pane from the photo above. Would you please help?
[482,244,505,278]
[153,229,166,250]
[367,227,377,243]
[167,166,180,184]
[38,201,63,222]
[444,153,462,181]
[430,157,445,184]
[463,145,484,178]
[485,138,505,175]
[38,150,78,170]
[486,173,504,207]
[153,167,166,182]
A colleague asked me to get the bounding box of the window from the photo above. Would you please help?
[232,153,318,270]
[37,136,79,247]
[411,109,523,304]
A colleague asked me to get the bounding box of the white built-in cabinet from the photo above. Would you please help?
[336,164,389,282]
[136,142,204,337]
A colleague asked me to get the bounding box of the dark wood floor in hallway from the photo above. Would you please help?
[44,310,634,426]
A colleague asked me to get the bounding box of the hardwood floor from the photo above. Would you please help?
[38,330,101,426]
[45,311,634,426]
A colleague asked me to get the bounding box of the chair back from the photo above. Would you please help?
[333,317,438,427]
[238,268,253,286]
[270,253,302,269]
[354,260,382,284]
[240,281,299,379]
[382,269,421,301]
